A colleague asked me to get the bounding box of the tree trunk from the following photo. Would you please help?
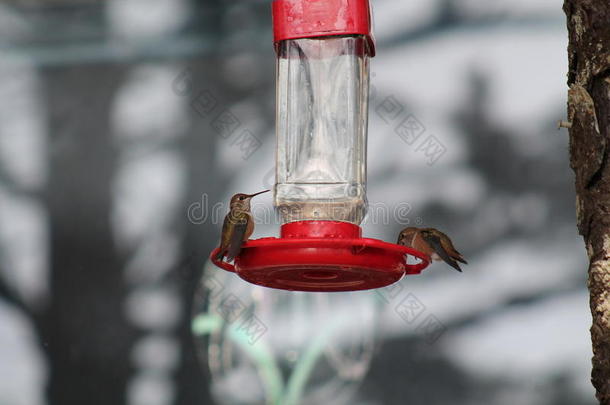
[564,1,610,403]
[41,63,136,405]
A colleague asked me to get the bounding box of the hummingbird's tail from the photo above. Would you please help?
[443,256,463,272]
[215,247,227,262]
[421,231,463,272]
[454,254,468,265]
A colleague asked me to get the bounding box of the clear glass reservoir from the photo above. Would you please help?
[275,36,371,224]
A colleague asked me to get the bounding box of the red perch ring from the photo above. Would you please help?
[210,221,430,292]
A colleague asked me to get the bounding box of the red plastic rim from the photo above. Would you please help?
[210,221,430,292]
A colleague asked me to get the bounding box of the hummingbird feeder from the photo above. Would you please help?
[211,0,430,292]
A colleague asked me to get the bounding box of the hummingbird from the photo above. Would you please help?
[215,190,269,262]
[397,227,467,272]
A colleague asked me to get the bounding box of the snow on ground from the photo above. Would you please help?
[0,61,48,304]
[0,62,46,190]
[375,234,591,399]
[0,303,46,405]
[0,190,48,303]
[444,290,593,398]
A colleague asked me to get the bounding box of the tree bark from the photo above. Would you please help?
[564,1,610,403]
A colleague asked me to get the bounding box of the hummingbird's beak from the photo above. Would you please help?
[248,190,270,198]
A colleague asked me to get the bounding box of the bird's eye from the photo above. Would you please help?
[239,196,245,200]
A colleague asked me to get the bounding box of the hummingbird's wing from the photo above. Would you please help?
[436,230,468,264]
[420,231,462,272]
[215,214,233,261]
[226,211,249,261]
[215,216,229,260]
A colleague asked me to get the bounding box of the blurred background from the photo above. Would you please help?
[0,0,593,404]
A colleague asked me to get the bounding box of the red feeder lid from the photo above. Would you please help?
[210,221,430,292]
[272,0,376,56]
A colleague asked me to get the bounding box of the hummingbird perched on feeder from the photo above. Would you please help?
[216,190,269,262]
[397,227,467,272]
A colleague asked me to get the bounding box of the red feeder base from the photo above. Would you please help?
[210,221,430,292]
